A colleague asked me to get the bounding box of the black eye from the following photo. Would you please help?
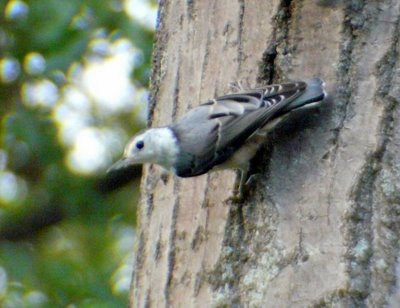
[136,140,144,149]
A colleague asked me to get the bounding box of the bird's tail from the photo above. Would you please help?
[282,77,326,112]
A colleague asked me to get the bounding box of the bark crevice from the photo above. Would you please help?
[237,0,245,73]
[164,181,181,305]
[148,1,169,126]
[259,0,293,84]
[344,2,400,306]
[325,0,366,226]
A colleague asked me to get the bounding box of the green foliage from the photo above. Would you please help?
[0,0,155,306]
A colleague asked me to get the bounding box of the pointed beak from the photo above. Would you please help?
[107,157,137,173]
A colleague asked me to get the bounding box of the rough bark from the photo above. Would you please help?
[131,0,400,307]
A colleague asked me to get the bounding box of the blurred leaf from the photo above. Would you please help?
[0,0,153,305]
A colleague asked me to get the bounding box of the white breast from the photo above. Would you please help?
[146,127,180,171]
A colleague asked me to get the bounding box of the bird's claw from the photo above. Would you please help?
[228,78,251,93]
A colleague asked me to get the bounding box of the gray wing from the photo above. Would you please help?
[172,80,322,177]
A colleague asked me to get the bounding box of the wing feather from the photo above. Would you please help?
[172,81,308,176]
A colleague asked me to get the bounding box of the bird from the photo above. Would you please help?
[108,78,326,197]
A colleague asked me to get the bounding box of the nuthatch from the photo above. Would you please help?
[108,78,326,196]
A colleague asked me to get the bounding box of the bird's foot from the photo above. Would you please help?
[245,173,262,186]
[228,78,251,93]
[231,173,262,203]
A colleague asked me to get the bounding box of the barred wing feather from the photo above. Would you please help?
[173,82,308,177]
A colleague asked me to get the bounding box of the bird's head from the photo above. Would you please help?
[107,128,178,173]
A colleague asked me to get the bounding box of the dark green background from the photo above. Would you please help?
[0,0,155,306]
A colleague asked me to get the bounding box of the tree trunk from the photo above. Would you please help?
[131,1,400,306]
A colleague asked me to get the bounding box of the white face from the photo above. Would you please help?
[108,127,179,173]
[123,132,154,164]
